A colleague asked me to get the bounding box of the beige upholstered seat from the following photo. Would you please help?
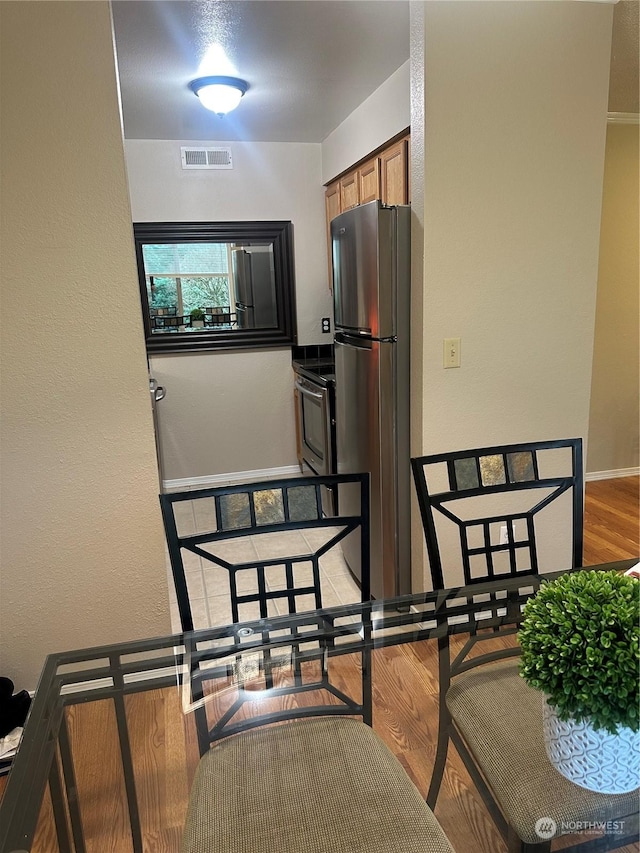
[447,659,639,846]
[181,717,456,853]
[411,440,640,851]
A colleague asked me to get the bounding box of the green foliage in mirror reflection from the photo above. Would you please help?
[135,220,297,353]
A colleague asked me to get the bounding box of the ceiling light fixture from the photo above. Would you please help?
[189,75,248,117]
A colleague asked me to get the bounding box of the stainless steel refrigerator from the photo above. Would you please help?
[332,200,411,600]
[231,247,277,329]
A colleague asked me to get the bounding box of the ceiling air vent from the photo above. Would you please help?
[180,146,233,170]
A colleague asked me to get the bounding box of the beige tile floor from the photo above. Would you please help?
[165,494,362,633]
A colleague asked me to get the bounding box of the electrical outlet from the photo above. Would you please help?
[321,317,331,333]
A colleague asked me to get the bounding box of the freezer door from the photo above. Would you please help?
[335,335,409,599]
[249,251,277,327]
[331,201,395,339]
[231,249,252,307]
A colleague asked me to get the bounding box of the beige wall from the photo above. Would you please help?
[125,139,328,483]
[0,2,170,689]
[409,1,426,592]
[321,60,411,184]
[127,56,412,485]
[587,122,640,475]
[125,139,330,344]
[150,349,298,485]
[412,1,612,587]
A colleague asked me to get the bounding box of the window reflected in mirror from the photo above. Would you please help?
[143,242,277,333]
[134,221,296,353]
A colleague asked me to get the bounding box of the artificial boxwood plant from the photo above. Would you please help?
[519,570,640,735]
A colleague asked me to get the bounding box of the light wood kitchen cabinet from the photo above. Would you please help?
[339,171,360,211]
[358,156,380,204]
[380,138,409,206]
[325,180,341,224]
[324,133,410,288]
[325,134,410,224]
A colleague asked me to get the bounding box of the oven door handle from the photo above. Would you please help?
[294,378,325,400]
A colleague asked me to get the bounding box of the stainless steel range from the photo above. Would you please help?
[292,360,337,516]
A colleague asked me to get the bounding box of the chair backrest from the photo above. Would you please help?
[151,314,191,330]
[160,472,371,632]
[411,438,583,590]
[149,305,177,316]
[183,607,372,754]
[203,309,234,326]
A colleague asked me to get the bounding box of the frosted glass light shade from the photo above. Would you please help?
[189,76,248,116]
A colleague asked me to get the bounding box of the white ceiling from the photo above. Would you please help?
[111,1,410,143]
[112,0,638,144]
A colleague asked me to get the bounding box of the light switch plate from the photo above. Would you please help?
[443,337,461,368]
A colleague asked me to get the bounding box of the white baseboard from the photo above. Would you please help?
[60,666,179,697]
[166,465,638,489]
[585,467,640,482]
[163,465,302,492]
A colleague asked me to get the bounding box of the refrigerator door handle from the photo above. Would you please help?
[335,329,370,344]
[336,330,397,345]
[340,328,370,338]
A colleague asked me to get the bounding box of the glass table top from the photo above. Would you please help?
[0,559,635,853]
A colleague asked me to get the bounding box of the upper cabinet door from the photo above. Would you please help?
[358,157,380,205]
[381,138,409,206]
[324,134,410,289]
[340,172,360,211]
[325,180,341,224]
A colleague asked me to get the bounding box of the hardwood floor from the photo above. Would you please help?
[583,476,639,565]
[1,477,638,852]
[21,639,640,853]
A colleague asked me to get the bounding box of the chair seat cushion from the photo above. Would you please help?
[181,716,455,853]
[446,658,639,844]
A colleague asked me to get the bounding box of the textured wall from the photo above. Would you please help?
[125,139,328,482]
[149,349,297,484]
[419,1,611,450]
[125,139,329,344]
[587,122,640,474]
[0,2,170,689]
[411,1,612,587]
[321,60,411,184]
[409,1,426,592]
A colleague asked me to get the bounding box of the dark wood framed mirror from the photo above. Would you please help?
[134,220,297,353]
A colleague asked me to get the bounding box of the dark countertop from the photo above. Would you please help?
[292,358,335,385]
[293,356,334,370]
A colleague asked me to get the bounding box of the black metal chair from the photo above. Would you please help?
[151,314,191,331]
[171,472,456,853]
[160,472,371,633]
[203,310,234,326]
[179,605,455,853]
[149,305,177,316]
[411,438,638,852]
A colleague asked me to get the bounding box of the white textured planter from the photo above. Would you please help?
[542,699,640,794]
